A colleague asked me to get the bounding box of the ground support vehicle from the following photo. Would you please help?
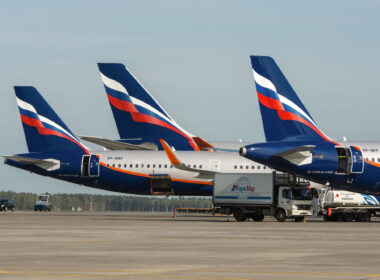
[34,194,51,211]
[319,189,380,222]
[0,199,16,211]
[213,172,313,222]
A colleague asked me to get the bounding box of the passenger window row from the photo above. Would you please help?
[233,165,267,170]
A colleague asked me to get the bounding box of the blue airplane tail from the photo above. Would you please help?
[250,56,330,142]
[97,63,199,150]
[14,86,88,154]
[97,63,142,140]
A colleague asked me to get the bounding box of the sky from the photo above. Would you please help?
[1,0,380,194]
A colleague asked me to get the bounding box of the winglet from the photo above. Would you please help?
[192,137,214,150]
[160,139,180,165]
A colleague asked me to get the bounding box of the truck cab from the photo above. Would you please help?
[34,194,51,212]
[276,186,313,222]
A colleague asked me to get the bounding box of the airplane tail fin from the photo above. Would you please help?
[14,86,88,154]
[97,63,142,140]
[250,56,330,142]
[97,63,199,150]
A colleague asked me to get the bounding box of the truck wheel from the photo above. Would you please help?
[275,208,286,222]
[3,207,7,212]
[343,211,354,222]
[355,210,369,222]
[294,216,304,222]
[252,213,264,222]
[233,208,247,222]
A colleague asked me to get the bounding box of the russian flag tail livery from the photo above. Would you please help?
[250,56,330,142]
[97,63,199,151]
[97,63,142,140]
[14,86,88,154]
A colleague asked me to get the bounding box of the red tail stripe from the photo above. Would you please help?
[257,91,336,144]
[107,93,139,113]
[132,113,200,151]
[107,94,199,151]
[20,114,89,154]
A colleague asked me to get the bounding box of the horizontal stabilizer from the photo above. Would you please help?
[274,145,315,166]
[160,139,215,179]
[3,155,60,171]
[80,136,157,151]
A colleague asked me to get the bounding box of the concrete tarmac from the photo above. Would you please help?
[1,211,380,280]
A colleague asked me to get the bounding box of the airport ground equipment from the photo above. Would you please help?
[34,194,51,211]
[319,189,380,222]
[173,208,214,218]
[0,199,16,211]
[213,172,313,222]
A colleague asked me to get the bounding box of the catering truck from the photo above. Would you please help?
[319,189,380,222]
[213,172,314,222]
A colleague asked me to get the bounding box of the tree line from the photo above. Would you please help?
[0,191,211,212]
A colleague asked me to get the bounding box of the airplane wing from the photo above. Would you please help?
[160,139,215,179]
[274,145,315,166]
[3,155,60,171]
[80,136,158,151]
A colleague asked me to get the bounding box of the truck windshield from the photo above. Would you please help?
[292,189,312,200]
[38,196,48,201]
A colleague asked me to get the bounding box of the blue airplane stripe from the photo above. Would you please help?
[41,122,78,141]
[255,83,279,100]
[134,105,176,128]
[214,196,272,200]
[104,85,132,102]
[18,107,38,120]
[281,103,315,126]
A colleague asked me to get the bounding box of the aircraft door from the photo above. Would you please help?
[349,146,364,173]
[89,155,100,177]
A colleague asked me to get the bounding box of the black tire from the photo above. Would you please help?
[233,208,248,222]
[11,207,15,212]
[355,210,369,222]
[343,211,354,222]
[3,207,7,212]
[252,213,265,222]
[48,208,51,212]
[336,213,344,222]
[275,208,286,222]
[294,216,304,222]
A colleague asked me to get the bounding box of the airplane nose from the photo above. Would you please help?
[239,147,247,156]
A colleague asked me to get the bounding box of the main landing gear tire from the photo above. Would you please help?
[252,213,265,222]
[275,208,286,222]
[233,208,248,222]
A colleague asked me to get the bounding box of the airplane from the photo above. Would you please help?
[83,63,251,151]
[4,86,271,196]
[240,56,380,195]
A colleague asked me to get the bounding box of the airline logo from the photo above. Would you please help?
[100,70,199,150]
[231,177,255,193]
[361,194,380,206]
[16,97,88,153]
[252,68,330,142]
